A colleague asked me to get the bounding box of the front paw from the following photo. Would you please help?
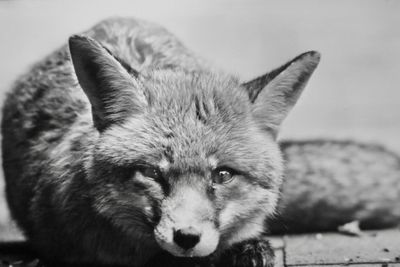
[216,239,274,267]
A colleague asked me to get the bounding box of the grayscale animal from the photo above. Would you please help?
[2,17,400,267]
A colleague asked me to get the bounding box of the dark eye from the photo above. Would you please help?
[140,166,162,180]
[212,167,236,184]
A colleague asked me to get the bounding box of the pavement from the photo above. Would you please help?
[0,226,399,267]
[271,229,400,267]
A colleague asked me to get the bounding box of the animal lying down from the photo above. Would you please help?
[2,17,400,267]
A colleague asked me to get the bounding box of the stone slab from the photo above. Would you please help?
[270,236,285,250]
[274,249,284,267]
[285,229,400,266]
[290,265,400,267]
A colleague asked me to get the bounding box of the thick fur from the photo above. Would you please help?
[1,17,398,267]
[270,140,400,233]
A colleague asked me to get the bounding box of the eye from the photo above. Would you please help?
[211,167,236,184]
[139,166,162,180]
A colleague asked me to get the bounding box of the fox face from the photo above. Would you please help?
[69,35,319,257]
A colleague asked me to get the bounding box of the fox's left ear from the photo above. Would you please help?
[243,51,320,135]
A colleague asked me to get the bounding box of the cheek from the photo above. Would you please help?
[91,176,165,233]
[216,178,279,239]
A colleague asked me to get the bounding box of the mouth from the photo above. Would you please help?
[160,243,197,257]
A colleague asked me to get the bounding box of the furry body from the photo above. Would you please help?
[2,17,399,267]
[274,140,400,233]
[2,17,285,267]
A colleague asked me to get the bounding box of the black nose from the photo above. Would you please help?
[173,227,201,250]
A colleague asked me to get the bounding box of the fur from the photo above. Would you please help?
[269,140,400,233]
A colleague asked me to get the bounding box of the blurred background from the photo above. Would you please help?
[0,0,399,239]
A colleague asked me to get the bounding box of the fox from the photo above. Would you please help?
[2,17,400,267]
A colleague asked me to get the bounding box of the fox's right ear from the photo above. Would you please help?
[69,35,146,132]
[243,51,320,135]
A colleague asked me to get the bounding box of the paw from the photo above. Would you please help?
[216,239,274,267]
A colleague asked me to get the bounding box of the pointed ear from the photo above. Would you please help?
[243,51,320,134]
[69,35,146,132]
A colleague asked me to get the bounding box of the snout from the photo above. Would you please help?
[155,220,219,257]
[154,187,219,257]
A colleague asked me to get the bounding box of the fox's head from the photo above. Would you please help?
[69,35,320,257]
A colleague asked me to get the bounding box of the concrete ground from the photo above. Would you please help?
[271,229,400,267]
[0,228,399,266]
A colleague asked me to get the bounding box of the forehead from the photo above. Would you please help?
[143,70,248,111]
[97,71,272,171]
